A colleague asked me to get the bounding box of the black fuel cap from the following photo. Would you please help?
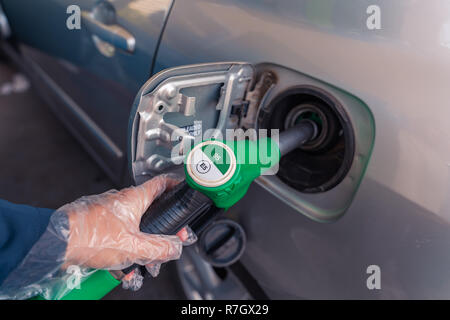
[198,219,246,267]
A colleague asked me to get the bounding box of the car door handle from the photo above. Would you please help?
[82,11,135,53]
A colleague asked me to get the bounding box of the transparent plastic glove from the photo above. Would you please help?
[0,175,183,300]
[63,174,183,270]
[145,226,198,278]
[120,226,197,290]
[177,225,198,246]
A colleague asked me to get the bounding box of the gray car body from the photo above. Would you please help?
[1,0,450,299]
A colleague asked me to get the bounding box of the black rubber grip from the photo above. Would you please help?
[122,181,213,274]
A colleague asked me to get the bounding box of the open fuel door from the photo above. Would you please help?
[128,62,257,185]
[128,62,374,222]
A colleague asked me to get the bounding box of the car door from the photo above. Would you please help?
[1,0,173,184]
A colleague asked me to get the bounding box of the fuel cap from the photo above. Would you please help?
[198,219,246,267]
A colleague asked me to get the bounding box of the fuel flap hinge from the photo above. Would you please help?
[240,71,276,129]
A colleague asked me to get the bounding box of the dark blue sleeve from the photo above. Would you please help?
[0,200,53,285]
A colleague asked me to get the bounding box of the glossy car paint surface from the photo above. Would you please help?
[154,0,450,298]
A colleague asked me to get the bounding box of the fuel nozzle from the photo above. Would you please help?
[277,119,319,156]
[184,119,319,208]
[122,120,318,277]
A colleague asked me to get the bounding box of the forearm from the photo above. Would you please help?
[0,175,185,300]
[0,200,55,285]
[0,209,68,299]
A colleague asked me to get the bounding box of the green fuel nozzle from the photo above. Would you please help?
[185,119,318,208]
[122,119,318,274]
[43,120,318,300]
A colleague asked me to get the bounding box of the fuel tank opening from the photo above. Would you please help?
[258,86,355,193]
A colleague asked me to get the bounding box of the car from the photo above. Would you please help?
[1,0,449,299]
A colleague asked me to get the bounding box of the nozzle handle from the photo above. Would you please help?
[122,181,213,275]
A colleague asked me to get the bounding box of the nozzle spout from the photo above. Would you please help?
[277,120,318,156]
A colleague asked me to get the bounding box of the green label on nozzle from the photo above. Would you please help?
[202,144,231,175]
